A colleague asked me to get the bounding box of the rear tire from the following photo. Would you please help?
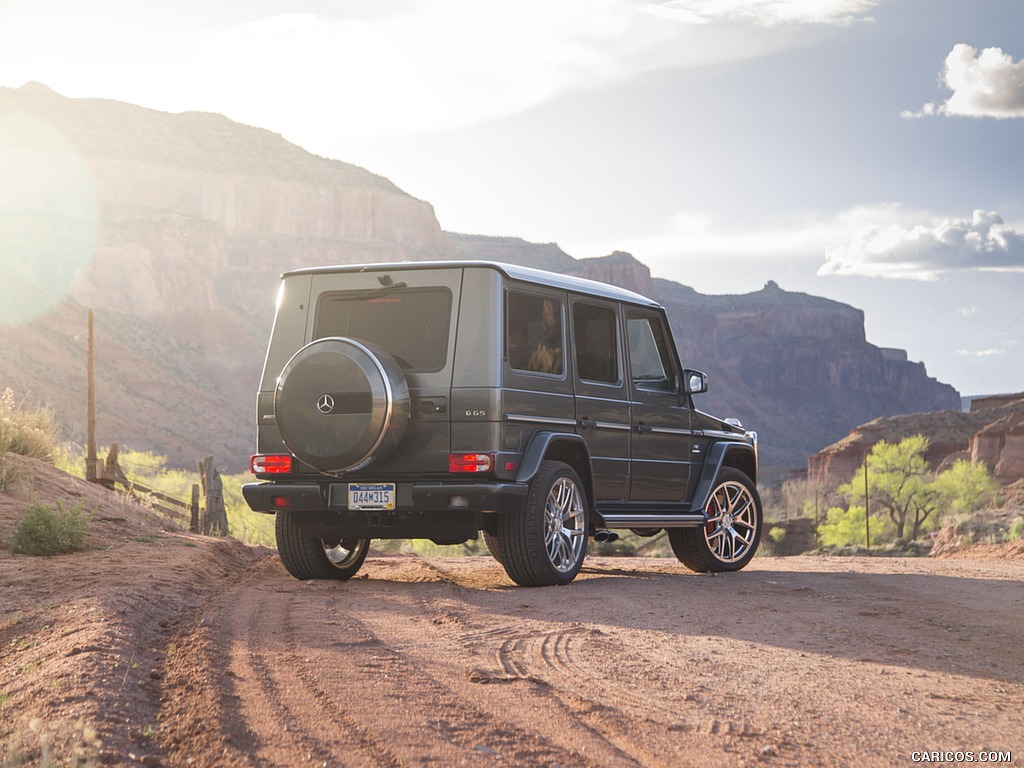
[275,510,370,581]
[496,460,588,587]
[482,530,503,564]
[669,467,761,573]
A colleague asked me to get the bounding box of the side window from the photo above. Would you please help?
[507,291,564,375]
[627,313,676,392]
[573,302,619,384]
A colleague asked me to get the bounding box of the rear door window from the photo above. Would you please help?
[506,291,564,376]
[314,288,452,372]
[573,302,619,384]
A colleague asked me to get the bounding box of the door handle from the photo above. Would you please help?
[578,418,597,429]
[636,423,654,434]
[417,398,446,414]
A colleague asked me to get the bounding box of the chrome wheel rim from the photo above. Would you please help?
[544,477,586,573]
[322,539,365,569]
[704,481,758,563]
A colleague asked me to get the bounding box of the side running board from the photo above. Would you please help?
[599,513,706,528]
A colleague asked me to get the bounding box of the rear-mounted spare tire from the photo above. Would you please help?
[274,337,410,474]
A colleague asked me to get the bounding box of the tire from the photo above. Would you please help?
[274,337,410,474]
[669,467,762,573]
[275,510,370,581]
[482,530,503,564]
[495,461,588,587]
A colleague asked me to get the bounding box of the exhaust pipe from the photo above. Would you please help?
[593,530,619,543]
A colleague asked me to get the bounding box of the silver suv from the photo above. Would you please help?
[243,261,761,586]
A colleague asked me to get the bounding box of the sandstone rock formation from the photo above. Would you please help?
[808,394,1024,487]
[970,399,1024,483]
[1,84,962,480]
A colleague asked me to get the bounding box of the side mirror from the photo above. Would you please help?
[683,369,708,395]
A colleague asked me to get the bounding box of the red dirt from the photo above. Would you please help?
[2,456,1022,767]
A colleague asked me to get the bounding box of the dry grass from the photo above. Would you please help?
[0,388,59,492]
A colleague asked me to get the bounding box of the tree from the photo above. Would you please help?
[838,435,1000,543]
[932,459,1000,516]
[839,435,938,541]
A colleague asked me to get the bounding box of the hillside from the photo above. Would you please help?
[1,84,958,479]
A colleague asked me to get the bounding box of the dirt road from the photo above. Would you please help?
[152,554,1024,768]
[2,460,1023,767]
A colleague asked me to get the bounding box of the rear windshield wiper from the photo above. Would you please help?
[346,277,409,301]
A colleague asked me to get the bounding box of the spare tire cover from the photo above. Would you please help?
[274,337,410,474]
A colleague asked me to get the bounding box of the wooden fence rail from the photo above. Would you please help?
[91,442,228,535]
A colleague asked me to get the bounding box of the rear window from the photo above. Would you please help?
[314,288,452,372]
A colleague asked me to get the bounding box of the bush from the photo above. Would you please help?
[0,388,60,491]
[817,505,897,549]
[1005,518,1024,543]
[10,501,91,556]
[0,388,58,460]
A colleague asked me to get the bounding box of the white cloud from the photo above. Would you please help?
[664,0,879,25]
[956,348,1002,357]
[1,0,881,143]
[562,207,871,293]
[903,44,1024,119]
[819,206,1024,280]
[562,204,1024,291]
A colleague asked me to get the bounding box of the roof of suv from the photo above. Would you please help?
[282,260,662,309]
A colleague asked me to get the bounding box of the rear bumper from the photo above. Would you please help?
[242,480,528,516]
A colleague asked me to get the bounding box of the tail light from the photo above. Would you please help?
[251,454,293,474]
[448,453,493,473]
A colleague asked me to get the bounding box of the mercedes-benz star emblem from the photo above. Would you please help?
[316,394,335,414]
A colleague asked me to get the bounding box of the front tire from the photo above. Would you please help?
[669,468,762,572]
[496,461,588,586]
[276,510,370,581]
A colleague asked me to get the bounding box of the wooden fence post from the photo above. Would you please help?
[190,484,200,534]
[100,442,129,492]
[85,309,99,483]
[198,456,228,536]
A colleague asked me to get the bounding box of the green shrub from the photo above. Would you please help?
[817,505,897,549]
[768,527,786,544]
[10,501,91,556]
[1005,518,1024,543]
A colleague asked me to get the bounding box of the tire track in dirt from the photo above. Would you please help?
[284,587,600,766]
[350,558,658,766]
[360,560,740,768]
[220,580,404,767]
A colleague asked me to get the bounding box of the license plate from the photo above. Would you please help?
[348,483,395,510]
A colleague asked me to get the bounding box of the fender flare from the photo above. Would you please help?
[514,431,595,506]
[689,441,758,512]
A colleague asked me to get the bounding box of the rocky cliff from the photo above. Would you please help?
[808,394,1024,486]
[1,83,453,470]
[1,84,961,479]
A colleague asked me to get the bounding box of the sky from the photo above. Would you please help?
[1,0,1023,397]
